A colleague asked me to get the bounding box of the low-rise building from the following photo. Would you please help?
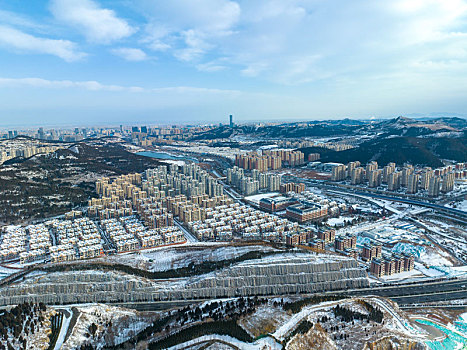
[317,229,336,244]
[286,202,328,223]
[259,196,298,212]
[335,234,357,251]
[361,243,382,261]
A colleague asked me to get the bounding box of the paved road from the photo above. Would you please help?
[174,218,199,243]
[53,308,72,350]
[283,175,467,222]
[110,278,467,311]
[112,300,199,311]
[390,290,467,305]
[370,297,413,332]
[346,279,467,298]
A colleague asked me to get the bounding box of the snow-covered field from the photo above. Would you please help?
[271,297,426,350]
[446,199,467,212]
[239,305,291,337]
[326,217,348,227]
[418,248,453,267]
[379,269,422,282]
[414,263,446,278]
[0,265,18,279]
[244,192,280,204]
[103,244,277,272]
[393,243,454,268]
[61,304,153,350]
[167,334,282,350]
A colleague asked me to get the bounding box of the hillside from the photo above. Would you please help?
[190,125,236,140]
[189,116,466,141]
[0,139,163,224]
[300,136,467,167]
[376,116,464,137]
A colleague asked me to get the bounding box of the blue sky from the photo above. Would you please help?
[1,0,467,127]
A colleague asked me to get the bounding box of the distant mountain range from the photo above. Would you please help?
[300,135,467,167]
[377,116,466,137]
[189,116,467,167]
[190,116,466,140]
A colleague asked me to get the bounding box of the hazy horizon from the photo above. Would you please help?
[1,112,467,131]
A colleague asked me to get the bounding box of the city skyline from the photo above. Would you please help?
[1,0,467,125]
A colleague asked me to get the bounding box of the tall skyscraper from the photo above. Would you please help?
[331,164,346,181]
[441,173,455,193]
[407,174,419,194]
[401,165,414,186]
[229,114,234,128]
[347,161,360,179]
[428,176,441,197]
[388,171,401,191]
[383,163,396,183]
[421,168,434,190]
[368,169,382,188]
[366,161,378,180]
[351,167,364,185]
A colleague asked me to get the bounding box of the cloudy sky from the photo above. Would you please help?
[1,0,467,126]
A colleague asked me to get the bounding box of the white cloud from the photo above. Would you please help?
[112,47,148,61]
[134,0,467,86]
[0,77,242,96]
[140,0,240,32]
[196,60,227,72]
[0,10,48,32]
[241,62,268,77]
[50,0,135,44]
[0,25,85,61]
[174,29,213,61]
[141,24,171,51]
[0,77,137,91]
[151,86,240,96]
[140,0,240,61]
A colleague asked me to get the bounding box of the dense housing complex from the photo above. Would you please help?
[331,161,466,196]
[188,203,302,241]
[0,143,66,164]
[227,166,282,195]
[0,218,104,264]
[235,149,305,171]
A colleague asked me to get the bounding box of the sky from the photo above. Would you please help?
[1,0,467,127]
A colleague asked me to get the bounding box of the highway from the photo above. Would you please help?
[283,175,467,222]
[109,278,467,311]
[344,279,467,299]
[390,290,467,305]
[350,192,467,221]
